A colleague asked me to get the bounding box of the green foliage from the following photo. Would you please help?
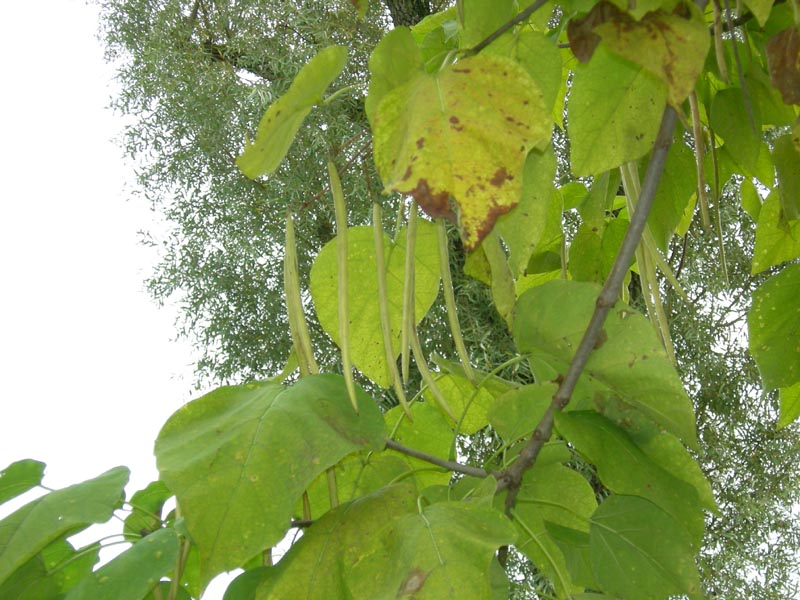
[310,222,441,387]
[237,45,349,179]
[514,280,697,447]
[64,528,180,600]
[154,374,385,588]
[4,0,799,597]
[0,467,128,586]
[0,459,45,505]
[748,263,800,390]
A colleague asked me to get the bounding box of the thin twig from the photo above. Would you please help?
[385,438,499,479]
[498,106,679,511]
[291,518,314,528]
[466,0,550,55]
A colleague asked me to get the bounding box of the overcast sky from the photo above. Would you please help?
[0,1,236,595]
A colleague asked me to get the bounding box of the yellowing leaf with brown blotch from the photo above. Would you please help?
[767,26,800,106]
[568,1,708,107]
[372,55,550,250]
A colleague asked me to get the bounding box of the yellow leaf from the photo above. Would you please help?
[373,54,550,250]
[568,1,708,107]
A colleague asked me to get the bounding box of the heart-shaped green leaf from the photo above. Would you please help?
[554,411,704,544]
[568,46,665,176]
[590,495,702,599]
[255,484,418,599]
[511,463,597,597]
[155,374,385,588]
[513,280,698,448]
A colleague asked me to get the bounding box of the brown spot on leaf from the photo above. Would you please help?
[567,2,622,62]
[449,115,463,131]
[489,167,513,187]
[416,137,425,149]
[409,179,455,220]
[465,197,518,250]
[401,166,413,182]
[397,568,428,596]
[767,26,800,105]
[452,67,472,73]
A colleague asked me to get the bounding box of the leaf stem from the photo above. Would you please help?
[498,106,679,510]
[322,85,356,106]
[168,533,191,600]
[385,438,498,479]
[466,0,550,55]
[326,468,339,509]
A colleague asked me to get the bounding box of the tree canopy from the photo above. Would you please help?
[1,0,800,598]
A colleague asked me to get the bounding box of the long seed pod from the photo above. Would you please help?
[400,201,419,384]
[285,212,319,376]
[688,91,712,232]
[328,158,359,413]
[373,202,411,417]
[437,219,476,383]
[409,320,457,421]
[620,163,676,363]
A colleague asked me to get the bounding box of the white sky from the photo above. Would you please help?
[0,1,233,597]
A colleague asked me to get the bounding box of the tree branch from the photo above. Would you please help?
[467,0,550,56]
[201,40,278,81]
[498,105,679,512]
[385,438,499,480]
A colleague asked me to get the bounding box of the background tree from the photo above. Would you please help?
[100,0,442,383]
[0,0,778,597]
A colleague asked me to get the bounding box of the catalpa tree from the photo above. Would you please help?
[2,0,799,598]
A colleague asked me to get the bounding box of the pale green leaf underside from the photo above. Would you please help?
[366,28,424,125]
[255,485,419,600]
[752,190,800,273]
[310,222,441,388]
[349,501,517,599]
[385,401,454,490]
[778,382,800,429]
[513,463,597,597]
[554,411,704,544]
[256,488,516,600]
